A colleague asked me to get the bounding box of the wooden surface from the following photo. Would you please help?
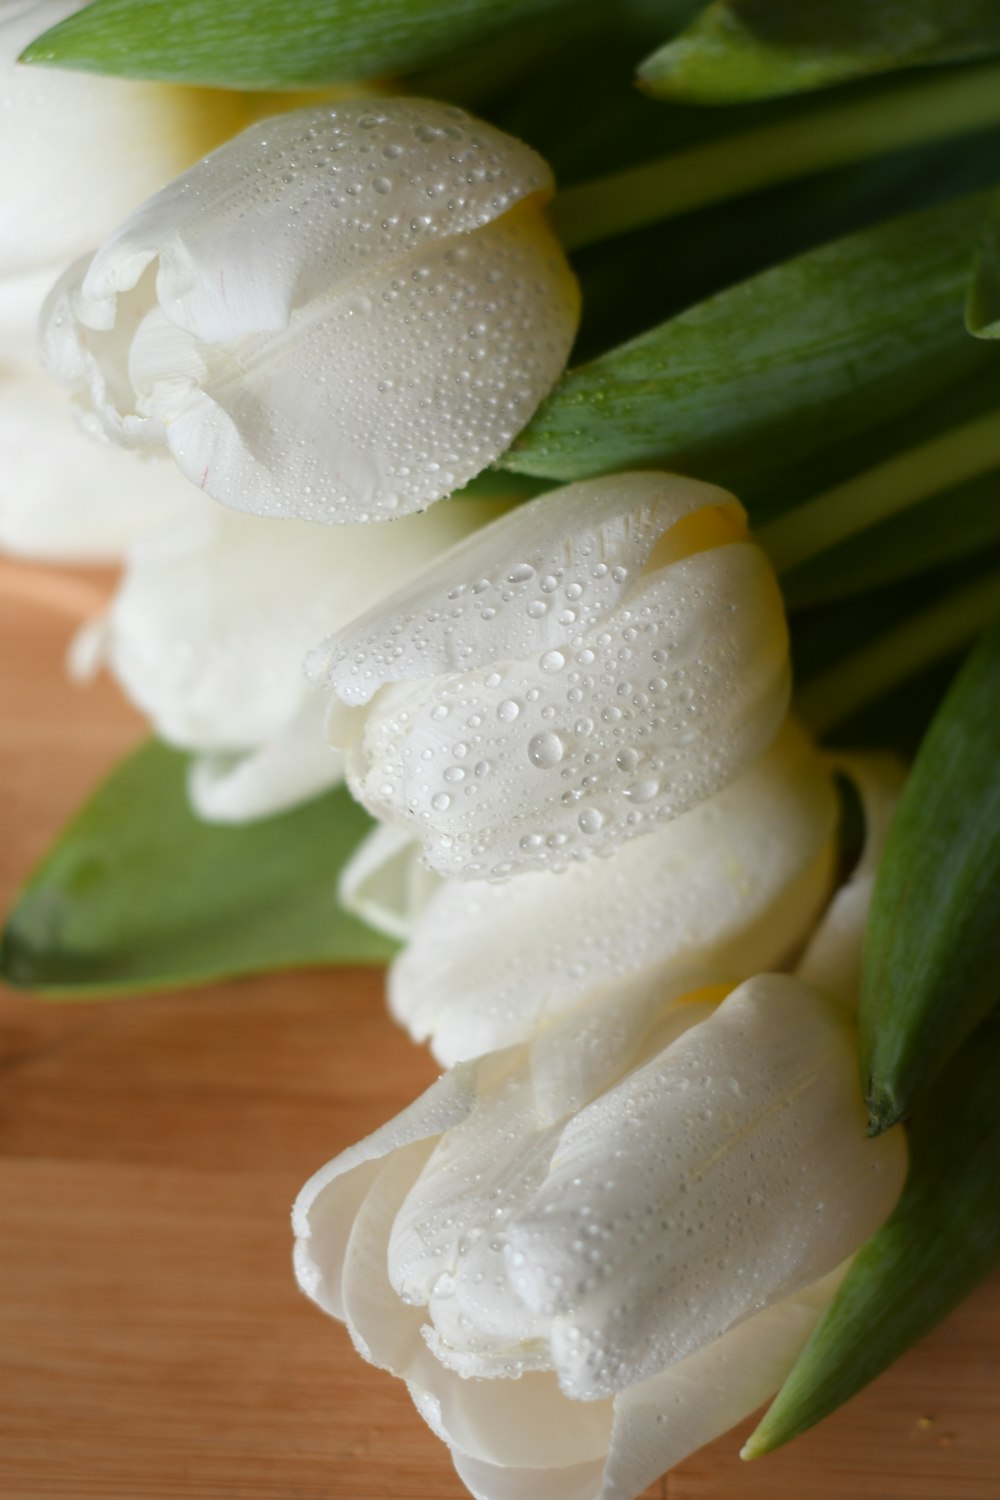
[1,567,999,1500]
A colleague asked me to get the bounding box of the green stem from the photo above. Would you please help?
[552,61,1000,251]
[760,410,1000,574]
[794,568,1000,737]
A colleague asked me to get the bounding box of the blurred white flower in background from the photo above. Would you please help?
[73,497,499,822]
[311,471,790,879]
[40,96,579,524]
[0,0,248,558]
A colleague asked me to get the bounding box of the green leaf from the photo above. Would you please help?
[745,1011,1000,1457]
[860,616,1000,1130]
[966,190,1000,337]
[640,0,1000,104]
[782,466,1000,608]
[19,0,573,89]
[1,741,395,998]
[504,193,992,501]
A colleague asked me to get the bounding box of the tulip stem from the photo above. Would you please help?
[551,61,1000,251]
[759,410,1000,575]
[794,567,1000,736]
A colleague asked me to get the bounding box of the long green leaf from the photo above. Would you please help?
[782,467,1000,608]
[19,0,572,88]
[1,741,394,998]
[861,617,1000,1130]
[966,190,1000,337]
[640,0,1000,103]
[504,193,992,500]
[745,1013,1000,1457]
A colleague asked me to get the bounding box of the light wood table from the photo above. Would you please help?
[1,567,998,1500]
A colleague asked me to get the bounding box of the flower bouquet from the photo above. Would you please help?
[2,1,999,1496]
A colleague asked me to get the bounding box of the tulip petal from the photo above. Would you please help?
[338,825,438,942]
[390,720,836,1062]
[387,1059,556,1377]
[452,1451,606,1500]
[507,975,907,1400]
[408,1367,613,1469]
[529,986,716,1129]
[795,752,906,1005]
[187,691,343,823]
[0,0,246,279]
[158,209,577,523]
[313,473,742,704]
[346,539,789,879]
[340,1138,437,1371]
[76,98,554,343]
[292,1061,479,1320]
[598,1267,846,1500]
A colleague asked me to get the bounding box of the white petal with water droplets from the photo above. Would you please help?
[158,209,577,522]
[313,472,742,703]
[506,974,907,1400]
[40,97,577,522]
[390,719,836,1062]
[344,541,789,878]
[598,1268,847,1500]
[387,1060,556,1379]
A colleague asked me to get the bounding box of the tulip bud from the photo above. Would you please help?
[39,97,579,525]
[312,471,790,878]
[293,975,906,1500]
[77,494,496,822]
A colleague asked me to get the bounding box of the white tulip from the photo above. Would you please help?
[77,495,497,822]
[0,0,248,559]
[293,973,906,1500]
[39,96,579,525]
[311,471,790,879]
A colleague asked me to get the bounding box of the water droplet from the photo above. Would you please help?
[497,698,521,722]
[540,650,566,673]
[578,808,605,834]
[623,778,660,803]
[528,732,565,768]
[431,792,451,811]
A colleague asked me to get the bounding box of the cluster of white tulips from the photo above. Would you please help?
[3,5,909,1494]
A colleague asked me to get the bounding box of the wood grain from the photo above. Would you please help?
[1,570,998,1500]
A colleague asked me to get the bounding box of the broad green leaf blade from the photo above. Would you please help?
[640,0,1000,104]
[861,616,1000,1130]
[745,1013,1000,1458]
[19,0,572,88]
[966,191,1000,337]
[504,194,992,499]
[1,741,395,998]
